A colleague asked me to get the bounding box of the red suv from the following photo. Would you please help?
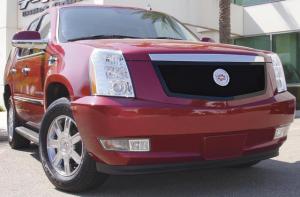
[3,5,295,192]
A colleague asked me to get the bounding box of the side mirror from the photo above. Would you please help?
[12,31,48,50]
[201,37,215,43]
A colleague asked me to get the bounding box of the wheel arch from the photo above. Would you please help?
[45,75,74,108]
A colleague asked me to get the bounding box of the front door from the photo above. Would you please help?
[13,14,51,125]
[14,50,46,124]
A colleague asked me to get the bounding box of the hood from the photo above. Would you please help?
[74,39,267,61]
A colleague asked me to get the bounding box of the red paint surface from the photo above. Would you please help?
[71,92,294,165]
[4,5,296,167]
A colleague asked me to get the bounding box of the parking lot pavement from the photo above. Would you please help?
[0,113,300,197]
[0,112,6,142]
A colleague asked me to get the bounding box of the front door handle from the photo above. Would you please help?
[21,67,31,76]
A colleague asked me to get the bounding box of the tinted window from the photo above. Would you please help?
[59,7,198,42]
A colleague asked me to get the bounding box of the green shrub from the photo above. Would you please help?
[0,105,5,112]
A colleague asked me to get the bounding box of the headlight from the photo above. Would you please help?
[268,54,287,93]
[89,49,135,97]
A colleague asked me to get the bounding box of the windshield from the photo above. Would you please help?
[58,7,199,42]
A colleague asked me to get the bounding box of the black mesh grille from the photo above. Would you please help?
[154,62,266,99]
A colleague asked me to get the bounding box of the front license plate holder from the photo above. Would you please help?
[203,134,247,160]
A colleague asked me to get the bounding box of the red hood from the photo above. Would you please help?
[74,39,267,61]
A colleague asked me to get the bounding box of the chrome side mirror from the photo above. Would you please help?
[12,31,48,50]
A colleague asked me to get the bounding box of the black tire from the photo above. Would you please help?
[7,97,30,149]
[39,98,108,192]
[231,160,261,168]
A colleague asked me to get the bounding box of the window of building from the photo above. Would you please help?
[234,32,300,109]
[272,33,300,109]
[233,0,285,6]
[272,33,300,84]
[234,35,271,51]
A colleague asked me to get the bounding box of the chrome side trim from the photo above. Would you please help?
[149,54,266,63]
[12,39,48,50]
[14,96,44,105]
[17,51,45,61]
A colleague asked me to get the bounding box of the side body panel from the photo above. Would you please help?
[13,51,46,123]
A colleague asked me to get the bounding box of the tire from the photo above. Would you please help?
[7,97,30,149]
[39,98,108,192]
[231,160,261,168]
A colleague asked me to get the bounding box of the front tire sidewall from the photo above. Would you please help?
[39,98,102,191]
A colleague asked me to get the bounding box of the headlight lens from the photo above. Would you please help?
[268,54,287,93]
[89,49,135,97]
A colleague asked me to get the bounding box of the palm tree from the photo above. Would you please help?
[135,10,181,35]
[219,0,231,44]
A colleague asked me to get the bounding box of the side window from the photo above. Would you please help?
[18,16,45,58]
[39,14,51,39]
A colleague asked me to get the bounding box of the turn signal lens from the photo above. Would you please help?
[99,138,150,152]
[89,49,135,98]
[274,125,290,139]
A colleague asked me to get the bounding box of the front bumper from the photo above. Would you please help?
[71,92,295,168]
[95,148,279,175]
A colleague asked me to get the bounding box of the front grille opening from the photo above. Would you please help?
[154,62,266,99]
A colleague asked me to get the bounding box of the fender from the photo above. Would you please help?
[44,74,74,104]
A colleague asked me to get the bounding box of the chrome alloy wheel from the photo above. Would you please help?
[47,115,83,177]
[8,105,14,142]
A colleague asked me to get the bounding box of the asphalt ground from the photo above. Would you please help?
[0,112,300,197]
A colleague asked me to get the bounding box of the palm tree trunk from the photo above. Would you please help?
[219,0,231,44]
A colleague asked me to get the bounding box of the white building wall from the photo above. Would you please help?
[0,0,18,107]
[244,0,300,35]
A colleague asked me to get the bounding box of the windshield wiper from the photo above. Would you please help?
[147,37,183,40]
[67,35,143,42]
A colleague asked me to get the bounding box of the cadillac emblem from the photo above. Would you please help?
[213,68,230,87]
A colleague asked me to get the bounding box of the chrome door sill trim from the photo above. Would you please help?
[16,51,45,61]
[14,96,44,105]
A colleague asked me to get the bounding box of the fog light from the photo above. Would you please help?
[99,138,150,152]
[274,125,290,139]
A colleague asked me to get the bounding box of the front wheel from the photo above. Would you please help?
[39,98,108,192]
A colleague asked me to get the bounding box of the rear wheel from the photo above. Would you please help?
[39,98,108,192]
[7,97,30,149]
